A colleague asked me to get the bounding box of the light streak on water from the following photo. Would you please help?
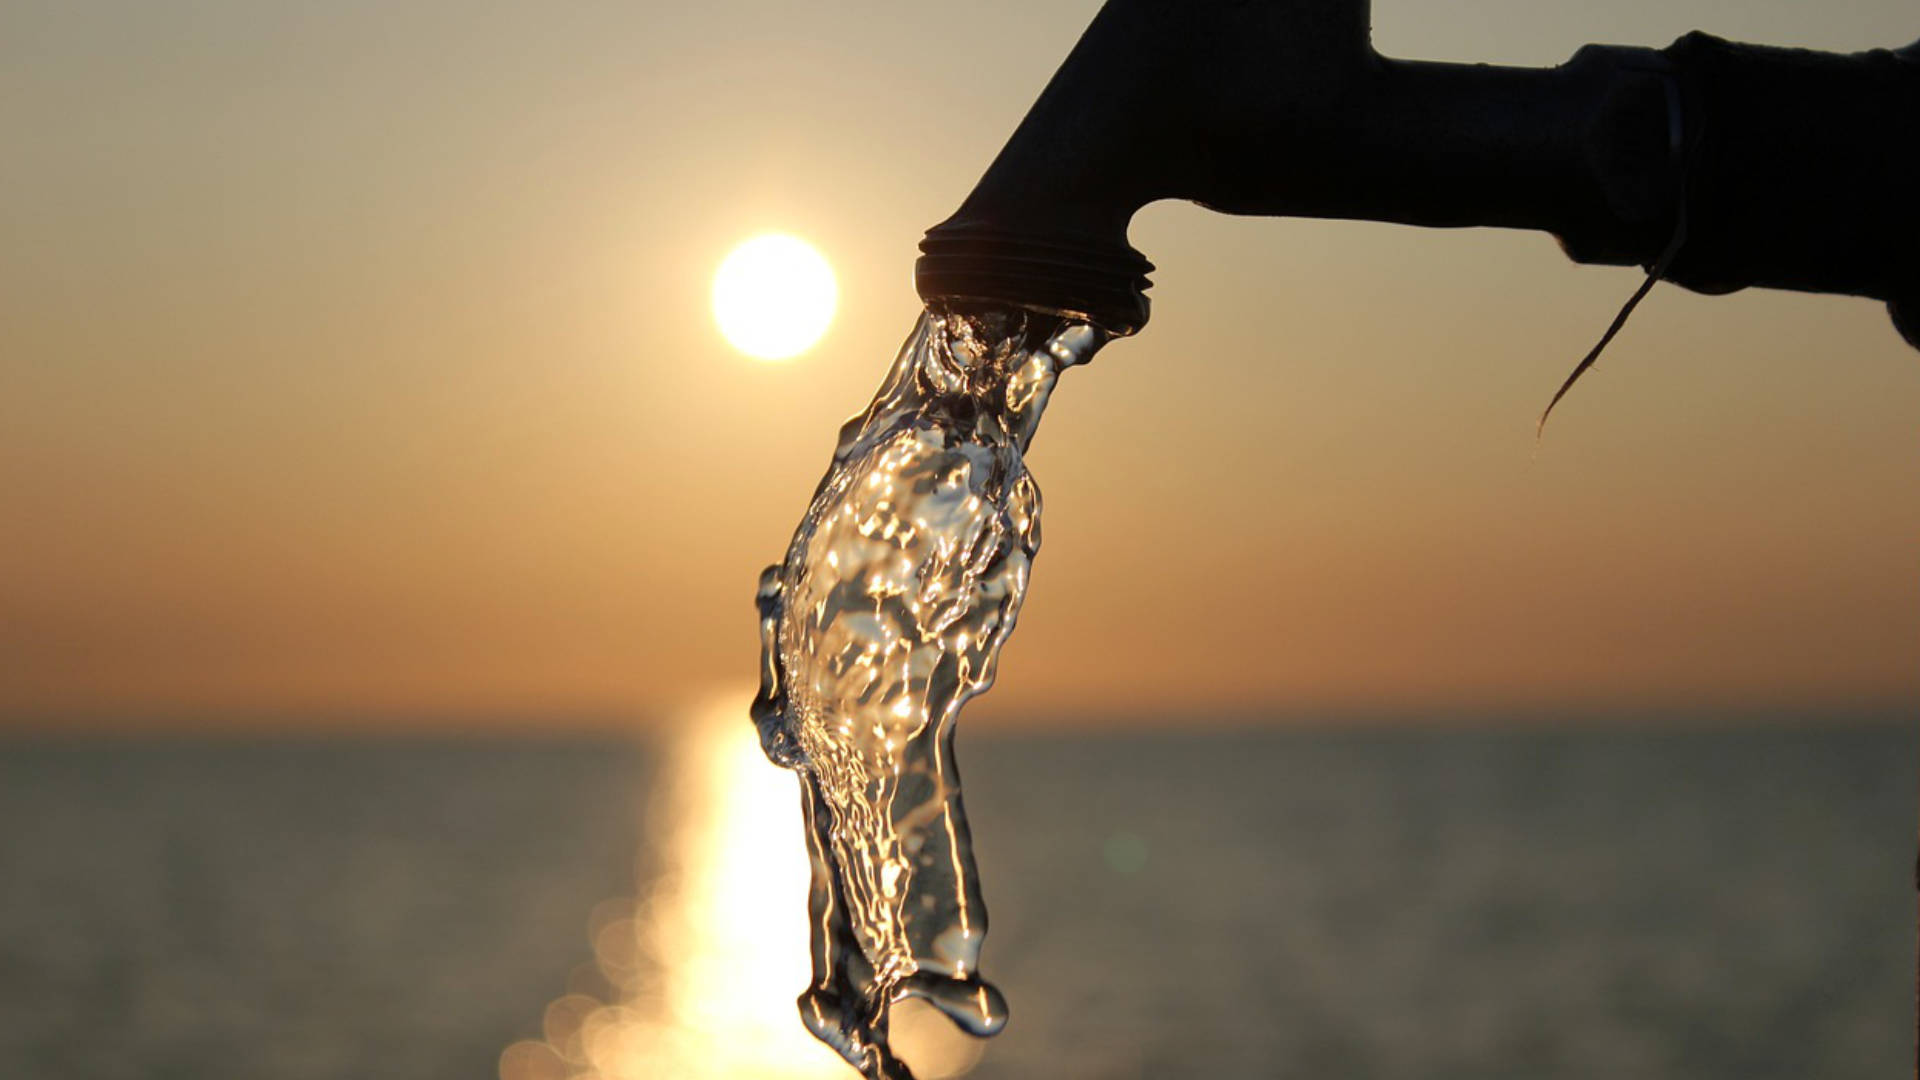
[503,694,980,1080]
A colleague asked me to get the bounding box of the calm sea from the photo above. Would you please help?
[2,720,1912,1079]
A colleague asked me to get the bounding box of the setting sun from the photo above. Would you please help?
[712,234,837,361]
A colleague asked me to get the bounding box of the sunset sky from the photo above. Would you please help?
[5,0,1917,731]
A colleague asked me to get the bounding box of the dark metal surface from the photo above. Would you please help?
[916,0,1919,343]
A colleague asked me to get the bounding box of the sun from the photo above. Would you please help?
[712,234,838,361]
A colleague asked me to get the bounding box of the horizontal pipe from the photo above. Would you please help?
[916,0,1920,346]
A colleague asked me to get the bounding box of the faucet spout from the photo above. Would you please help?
[916,0,1920,343]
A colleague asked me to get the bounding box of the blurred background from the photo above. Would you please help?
[3,0,1915,1077]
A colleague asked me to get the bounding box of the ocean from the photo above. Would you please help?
[2,718,1912,1079]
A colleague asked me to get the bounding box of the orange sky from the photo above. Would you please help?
[4,0,1917,731]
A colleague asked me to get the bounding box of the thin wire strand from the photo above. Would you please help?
[1537,71,1692,437]
[1535,221,1686,435]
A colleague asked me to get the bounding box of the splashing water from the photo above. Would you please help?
[753,305,1109,1078]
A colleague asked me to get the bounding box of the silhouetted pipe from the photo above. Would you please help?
[915,0,1920,346]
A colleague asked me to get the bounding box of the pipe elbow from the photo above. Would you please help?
[918,1,1920,346]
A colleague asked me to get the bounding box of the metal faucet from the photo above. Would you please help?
[914,0,1919,347]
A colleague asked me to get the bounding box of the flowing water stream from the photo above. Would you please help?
[754,305,1109,1078]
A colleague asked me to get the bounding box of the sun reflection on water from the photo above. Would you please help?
[503,693,981,1080]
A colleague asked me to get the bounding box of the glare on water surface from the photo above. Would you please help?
[504,694,979,1080]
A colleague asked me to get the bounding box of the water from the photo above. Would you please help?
[753,306,1109,1077]
[0,738,645,1080]
[0,724,1911,1079]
